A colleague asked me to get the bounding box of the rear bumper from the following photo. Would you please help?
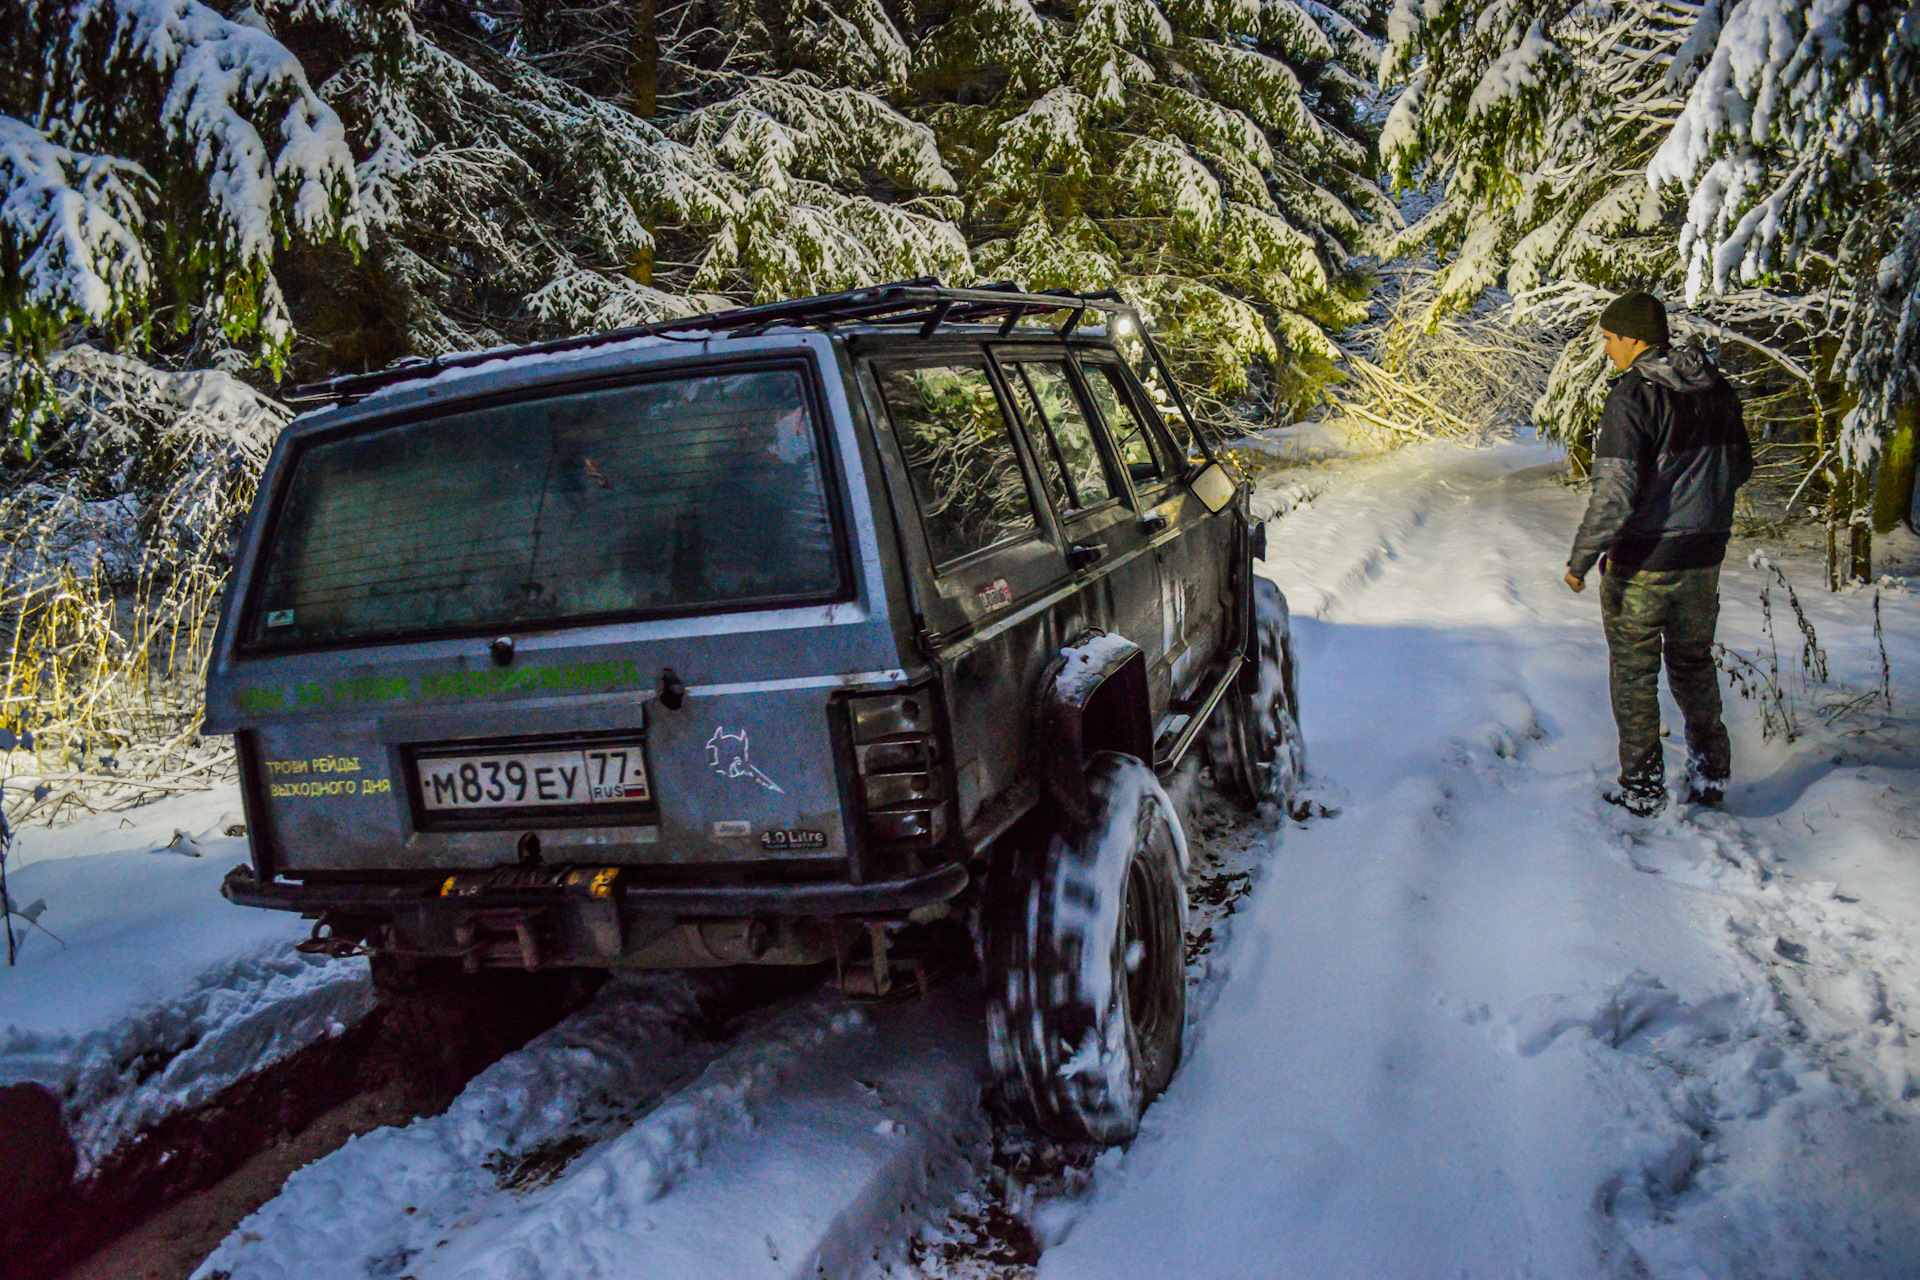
[221,861,971,919]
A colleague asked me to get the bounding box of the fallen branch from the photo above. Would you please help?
[1321,268,1561,446]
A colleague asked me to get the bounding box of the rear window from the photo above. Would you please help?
[248,366,843,650]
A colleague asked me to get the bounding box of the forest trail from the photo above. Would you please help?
[70,440,1920,1280]
[1041,440,1920,1279]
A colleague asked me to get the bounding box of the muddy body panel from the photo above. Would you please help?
[241,676,879,875]
[849,336,1241,843]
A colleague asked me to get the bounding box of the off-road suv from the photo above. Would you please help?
[206,280,1303,1143]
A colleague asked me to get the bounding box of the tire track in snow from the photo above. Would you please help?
[193,977,989,1280]
[1263,444,1547,627]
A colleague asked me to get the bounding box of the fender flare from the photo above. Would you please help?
[1033,632,1153,826]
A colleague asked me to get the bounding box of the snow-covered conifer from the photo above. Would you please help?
[673,75,970,300]
[1379,0,1697,318]
[1649,0,1918,468]
[1,0,363,436]
[915,0,1394,426]
[271,0,970,364]
[1379,0,1866,551]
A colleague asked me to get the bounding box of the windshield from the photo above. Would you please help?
[248,365,843,650]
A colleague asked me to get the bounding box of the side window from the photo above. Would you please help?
[1005,361,1118,513]
[1127,354,1202,465]
[1082,362,1166,486]
[876,362,1038,566]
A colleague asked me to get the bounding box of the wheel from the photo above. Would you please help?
[985,752,1188,1145]
[1205,577,1306,811]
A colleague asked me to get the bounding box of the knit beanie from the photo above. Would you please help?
[1598,291,1670,348]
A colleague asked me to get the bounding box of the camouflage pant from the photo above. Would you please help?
[1600,563,1730,795]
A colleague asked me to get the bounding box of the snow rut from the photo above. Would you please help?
[4,946,376,1176]
[193,977,989,1280]
[192,975,719,1280]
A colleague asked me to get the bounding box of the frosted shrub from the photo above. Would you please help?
[0,348,279,825]
[0,0,364,438]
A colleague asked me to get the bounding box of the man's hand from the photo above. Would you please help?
[1564,571,1586,593]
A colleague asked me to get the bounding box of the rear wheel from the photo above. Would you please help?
[1206,577,1305,811]
[985,752,1188,1145]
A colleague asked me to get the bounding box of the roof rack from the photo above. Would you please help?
[291,278,1145,407]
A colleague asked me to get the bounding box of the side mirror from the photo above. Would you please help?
[1189,462,1235,513]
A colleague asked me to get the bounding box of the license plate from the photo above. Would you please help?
[416,742,650,812]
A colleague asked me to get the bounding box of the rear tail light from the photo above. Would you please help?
[861,770,936,808]
[843,688,950,861]
[859,739,935,773]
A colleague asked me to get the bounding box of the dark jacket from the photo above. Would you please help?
[1569,345,1752,577]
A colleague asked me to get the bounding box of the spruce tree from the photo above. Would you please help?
[278,0,970,368]
[1379,0,1867,565]
[913,0,1395,427]
[1650,0,1919,478]
[0,0,364,437]
[1382,0,1914,581]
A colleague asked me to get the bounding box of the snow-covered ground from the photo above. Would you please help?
[1041,441,1920,1278]
[13,437,1920,1279]
[0,786,373,1173]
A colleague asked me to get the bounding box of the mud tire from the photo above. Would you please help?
[1206,577,1306,811]
[986,752,1187,1146]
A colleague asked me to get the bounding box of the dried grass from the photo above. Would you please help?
[1,349,280,828]
[1,487,245,826]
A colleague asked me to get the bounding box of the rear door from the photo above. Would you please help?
[865,355,1066,635]
[860,352,1069,826]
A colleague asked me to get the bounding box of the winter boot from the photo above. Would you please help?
[1603,786,1665,817]
[1604,763,1665,817]
[1683,755,1726,808]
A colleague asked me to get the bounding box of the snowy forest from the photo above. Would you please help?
[6,6,1920,1279]
[1,0,1917,812]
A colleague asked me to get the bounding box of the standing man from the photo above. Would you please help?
[1563,291,1753,816]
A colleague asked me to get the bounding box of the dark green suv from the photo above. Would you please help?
[206,280,1304,1143]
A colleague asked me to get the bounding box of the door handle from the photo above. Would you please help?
[1068,543,1104,570]
[1138,513,1169,534]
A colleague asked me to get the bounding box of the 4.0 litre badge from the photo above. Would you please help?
[760,828,828,851]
